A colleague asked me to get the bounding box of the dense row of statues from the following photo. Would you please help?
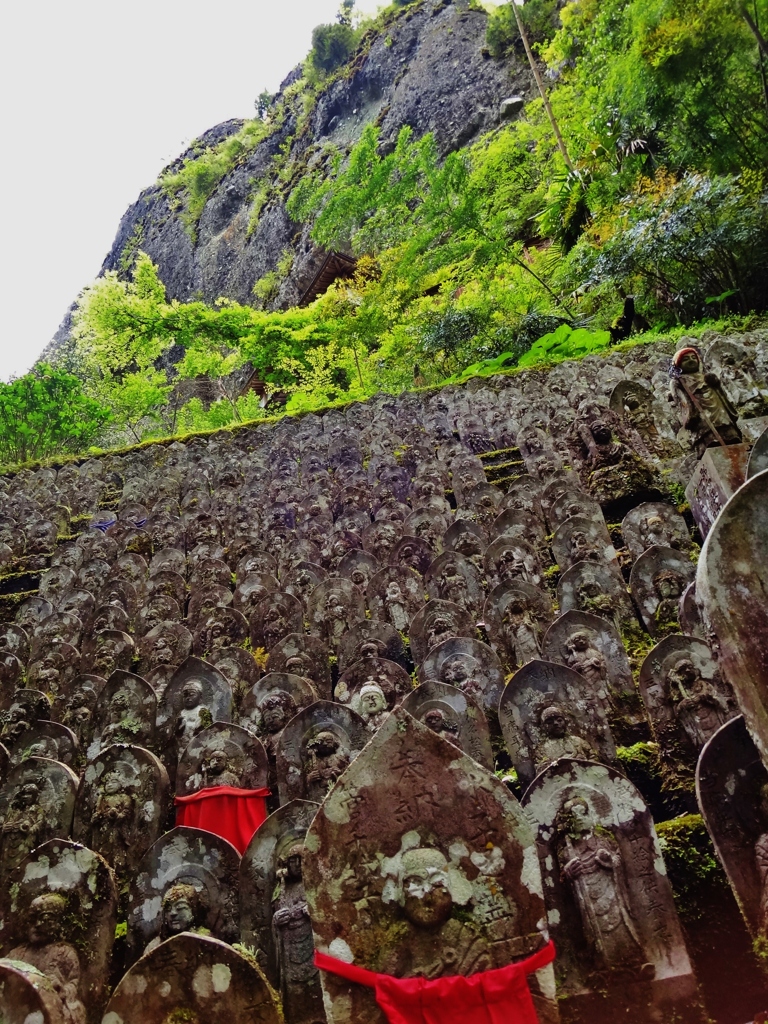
[0,330,766,1023]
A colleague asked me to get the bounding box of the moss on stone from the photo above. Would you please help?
[656,814,727,922]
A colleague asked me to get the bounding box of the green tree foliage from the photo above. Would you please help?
[310,22,358,74]
[0,366,111,466]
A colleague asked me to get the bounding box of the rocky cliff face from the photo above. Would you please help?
[47,0,532,354]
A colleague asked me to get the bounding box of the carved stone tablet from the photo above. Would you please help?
[26,641,80,698]
[401,680,494,770]
[176,723,269,795]
[696,715,768,938]
[138,622,194,679]
[337,549,381,590]
[82,629,135,677]
[409,599,475,666]
[250,591,304,653]
[552,515,618,573]
[366,565,425,632]
[127,826,240,962]
[419,636,505,714]
[88,671,157,761]
[208,645,261,700]
[640,635,738,762]
[558,562,637,632]
[104,932,281,1023]
[499,661,616,787]
[304,708,555,1024]
[337,620,407,672]
[157,657,233,765]
[483,581,554,670]
[697,470,768,761]
[630,545,695,636]
[335,656,411,731]
[74,743,170,876]
[307,578,366,651]
[276,700,367,805]
[484,535,542,588]
[240,799,321,1020]
[389,535,434,575]
[0,839,117,1019]
[542,610,638,723]
[0,959,68,1024]
[621,502,691,560]
[240,673,318,776]
[8,721,77,768]
[265,633,331,700]
[523,760,697,1015]
[0,757,78,875]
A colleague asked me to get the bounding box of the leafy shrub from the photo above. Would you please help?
[517,323,611,367]
[418,306,488,367]
[486,0,561,57]
[582,173,768,322]
[0,365,111,466]
[310,23,358,74]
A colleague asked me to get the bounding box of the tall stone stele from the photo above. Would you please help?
[303,707,559,1024]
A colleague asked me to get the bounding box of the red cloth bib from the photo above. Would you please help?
[174,786,270,854]
[315,940,555,1024]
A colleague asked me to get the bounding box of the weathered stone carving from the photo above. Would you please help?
[304,708,556,1024]
[483,581,553,670]
[542,610,641,739]
[337,620,408,672]
[138,621,194,681]
[367,565,425,631]
[696,715,768,939]
[104,932,281,1023]
[127,826,240,961]
[74,743,169,876]
[409,599,474,666]
[552,515,618,573]
[524,760,698,1015]
[307,578,366,651]
[240,799,322,1024]
[668,346,743,456]
[157,657,233,766]
[639,635,737,761]
[88,671,157,760]
[8,720,78,767]
[276,700,367,804]
[630,545,695,637]
[621,502,691,560]
[484,535,542,588]
[558,562,637,633]
[1,839,117,1022]
[250,591,304,654]
[240,673,318,775]
[401,680,494,770]
[176,722,269,794]
[0,758,78,875]
[697,470,768,760]
[335,656,412,731]
[419,636,505,715]
[499,660,615,787]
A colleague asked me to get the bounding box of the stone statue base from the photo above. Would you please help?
[685,444,751,538]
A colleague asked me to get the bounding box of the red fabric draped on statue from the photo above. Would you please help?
[315,940,555,1024]
[174,786,270,854]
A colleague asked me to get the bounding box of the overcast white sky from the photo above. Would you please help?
[0,0,382,381]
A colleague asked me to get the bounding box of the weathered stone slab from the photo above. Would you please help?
[303,708,556,1024]
[697,470,768,760]
[685,443,750,538]
[102,933,281,1023]
[523,760,700,1021]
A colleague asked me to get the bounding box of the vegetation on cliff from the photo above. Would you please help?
[27,0,768,453]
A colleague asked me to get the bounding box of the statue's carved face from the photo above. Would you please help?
[28,895,67,946]
[104,772,123,796]
[401,849,453,929]
[678,351,701,374]
[164,896,195,934]
[360,686,387,716]
[182,681,204,710]
[261,694,294,732]
[541,709,567,739]
[566,631,591,654]
[309,731,339,757]
[441,656,470,686]
[655,572,683,600]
